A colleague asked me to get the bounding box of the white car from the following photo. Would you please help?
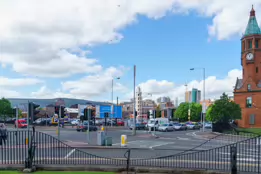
[204,122,212,129]
[71,119,80,125]
[158,123,174,132]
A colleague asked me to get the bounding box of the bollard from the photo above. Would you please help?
[121,135,127,147]
[56,129,58,135]
[25,138,29,145]
[101,126,105,131]
[230,146,237,174]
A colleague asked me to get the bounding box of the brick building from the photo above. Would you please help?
[234,6,261,128]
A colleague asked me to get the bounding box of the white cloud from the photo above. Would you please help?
[0,89,21,98]
[30,86,75,99]
[123,69,242,102]
[0,76,44,87]
[0,0,260,77]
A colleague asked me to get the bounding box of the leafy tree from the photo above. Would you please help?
[205,105,213,122]
[207,93,241,123]
[0,98,13,121]
[18,109,23,118]
[175,102,202,122]
[155,104,161,118]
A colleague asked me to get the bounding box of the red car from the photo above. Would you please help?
[15,119,28,128]
[117,120,124,126]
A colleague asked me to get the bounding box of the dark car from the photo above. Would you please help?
[33,118,51,126]
[129,123,146,130]
[77,121,98,132]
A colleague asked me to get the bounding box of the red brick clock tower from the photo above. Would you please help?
[234,6,261,128]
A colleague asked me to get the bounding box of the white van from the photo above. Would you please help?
[146,118,169,130]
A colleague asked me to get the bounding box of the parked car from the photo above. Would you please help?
[129,123,146,130]
[15,119,28,128]
[33,118,50,126]
[117,120,124,126]
[76,121,98,132]
[158,123,174,132]
[173,123,187,131]
[71,119,80,126]
[186,123,201,130]
[204,122,212,129]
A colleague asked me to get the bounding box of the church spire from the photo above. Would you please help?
[244,5,261,36]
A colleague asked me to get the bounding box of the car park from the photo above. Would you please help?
[158,123,174,132]
[76,121,98,132]
[173,123,187,131]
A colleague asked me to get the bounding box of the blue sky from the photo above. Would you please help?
[0,1,259,102]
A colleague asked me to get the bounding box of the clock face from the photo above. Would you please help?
[246,53,254,60]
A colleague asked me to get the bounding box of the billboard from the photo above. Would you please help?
[78,104,122,119]
[97,105,122,119]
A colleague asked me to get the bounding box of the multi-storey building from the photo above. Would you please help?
[185,88,201,103]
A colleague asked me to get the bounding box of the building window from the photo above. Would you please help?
[247,84,251,91]
[242,41,245,51]
[255,39,259,48]
[243,68,244,75]
[256,67,259,73]
[246,97,252,108]
[248,40,252,49]
[249,114,255,125]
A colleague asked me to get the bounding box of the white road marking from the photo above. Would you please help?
[64,149,76,159]
[149,142,175,149]
[221,157,257,162]
[177,137,189,140]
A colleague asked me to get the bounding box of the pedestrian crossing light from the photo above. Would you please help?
[60,106,65,118]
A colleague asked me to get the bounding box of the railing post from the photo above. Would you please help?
[124,149,131,174]
[230,146,237,174]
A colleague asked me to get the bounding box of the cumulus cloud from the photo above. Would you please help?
[123,69,242,103]
[0,76,44,87]
[0,0,260,77]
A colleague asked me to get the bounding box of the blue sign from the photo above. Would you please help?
[99,105,122,119]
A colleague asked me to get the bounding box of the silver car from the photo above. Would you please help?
[158,123,174,132]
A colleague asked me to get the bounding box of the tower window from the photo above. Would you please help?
[246,97,252,108]
[255,39,259,48]
[248,40,252,49]
[242,41,245,51]
[256,67,259,73]
[247,84,251,91]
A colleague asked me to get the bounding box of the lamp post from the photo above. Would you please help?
[190,68,206,132]
[111,77,120,127]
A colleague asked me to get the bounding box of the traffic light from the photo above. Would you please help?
[12,108,17,117]
[54,106,59,115]
[135,111,137,116]
[60,106,65,118]
[104,112,109,118]
[84,108,91,120]
[164,110,167,117]
[28,102,40,122]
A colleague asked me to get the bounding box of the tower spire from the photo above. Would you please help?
[250,5,255,17]
[244,5,261,36]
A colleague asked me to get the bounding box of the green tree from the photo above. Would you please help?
[0,98,13,121]
[207,93,241,123]
[205,105,213,122]
[175,102,202,122]
[156,104,161,118]
[18,109,23,118]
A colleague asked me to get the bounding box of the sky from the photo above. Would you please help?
[0,0,261,103]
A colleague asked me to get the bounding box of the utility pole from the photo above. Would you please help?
[132,65,136,136]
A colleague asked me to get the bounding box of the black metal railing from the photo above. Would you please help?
[0,130,260,173]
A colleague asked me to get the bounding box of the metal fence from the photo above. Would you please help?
[0,129,261,173]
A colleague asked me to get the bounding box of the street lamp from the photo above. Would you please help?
[190,67,206,132]
[111,77,120,127]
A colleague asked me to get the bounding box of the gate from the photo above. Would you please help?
[0,129,260,173]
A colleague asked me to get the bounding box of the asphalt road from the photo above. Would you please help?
[1,127,260,173]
